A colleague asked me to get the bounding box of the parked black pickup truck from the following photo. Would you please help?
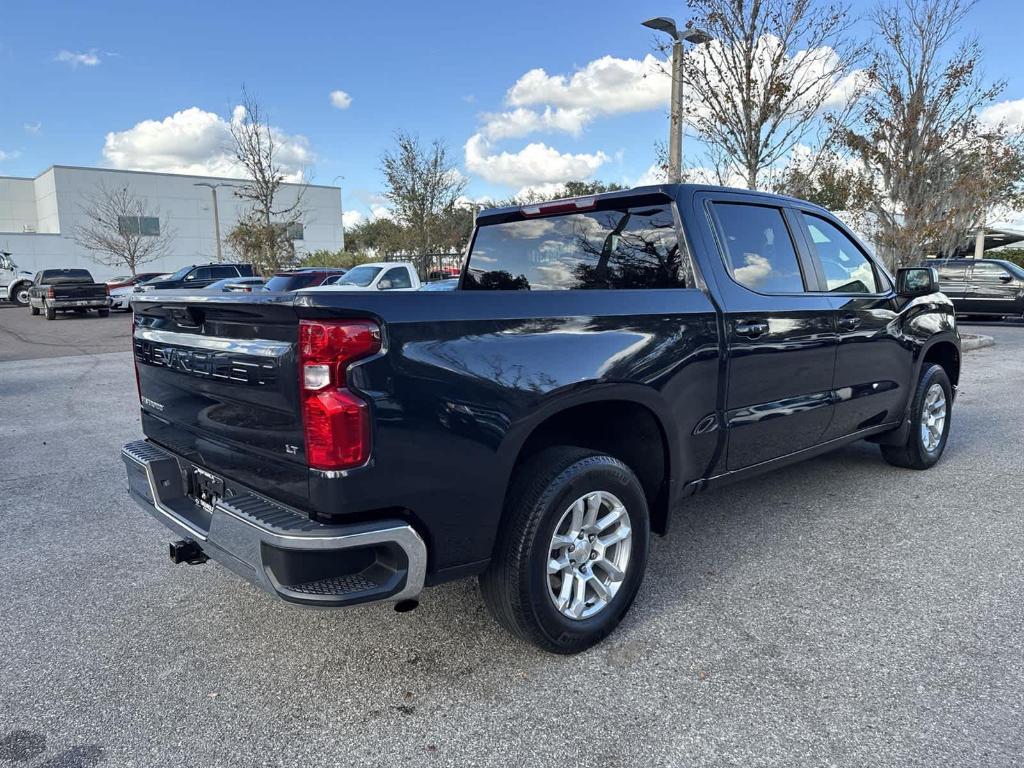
[122,185,960,653]
[29,268,110,320]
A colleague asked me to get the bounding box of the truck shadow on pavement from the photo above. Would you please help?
[0,730,104,768]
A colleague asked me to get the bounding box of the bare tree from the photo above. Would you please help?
[227,88,307,274]
[668,0,867,189]
[73,184,175,275]
[380,132,467,275]
[842,0,1016,267]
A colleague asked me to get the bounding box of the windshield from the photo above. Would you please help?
[336,266,382,287]
[166,265,193,281]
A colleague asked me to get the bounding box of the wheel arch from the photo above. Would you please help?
[495,385,682,538]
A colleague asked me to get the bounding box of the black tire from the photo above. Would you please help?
[881,364,952,469]
[12,283,31,306]
[45,305,56,321]
[98,308,110,317]
[30,306,39,316]
[479,447,650,654]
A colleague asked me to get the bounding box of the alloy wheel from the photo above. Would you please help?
[546,491,632,620]
[920,383,947,453]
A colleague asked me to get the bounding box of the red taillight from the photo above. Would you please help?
[298,319,381,470]
[46,286,55,299]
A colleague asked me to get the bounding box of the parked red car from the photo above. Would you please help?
[105,272,168,290]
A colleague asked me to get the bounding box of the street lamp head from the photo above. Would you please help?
[680,27,713,45]
[642,16,679,40]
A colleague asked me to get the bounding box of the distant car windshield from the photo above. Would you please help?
[108,275,132,283]
[166,265,193,281]
[264,273,328,292]
[335,266,382,287]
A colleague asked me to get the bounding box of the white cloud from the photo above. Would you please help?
[102,106,312,180]
[465,133,607,188]
[979,98,1024,131]
[55,49,100,67]
[24,122,41,134]
[369,204,393,220]
[0,149,21,163]
[507,54,669,115]
[481,107,590,140]
[329,89,352,110]
[342,209,364,228]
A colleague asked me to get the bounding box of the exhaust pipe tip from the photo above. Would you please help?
[394,599,419,613]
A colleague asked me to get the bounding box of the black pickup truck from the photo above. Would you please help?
[121,184,960,653]
[28,268,110,319]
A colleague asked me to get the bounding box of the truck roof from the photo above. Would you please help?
[476,183,827,224]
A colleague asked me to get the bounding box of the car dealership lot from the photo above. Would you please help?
[0,314,1021,767]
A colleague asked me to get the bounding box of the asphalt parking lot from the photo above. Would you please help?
[1,306,1022,767]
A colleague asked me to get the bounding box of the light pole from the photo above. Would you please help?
[642,16,712,183]
[194,182,234,261]
[332,175,346,252]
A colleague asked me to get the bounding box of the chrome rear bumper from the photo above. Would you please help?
[121,439,427,606]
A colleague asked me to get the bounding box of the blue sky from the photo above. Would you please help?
[1,0,1022,225]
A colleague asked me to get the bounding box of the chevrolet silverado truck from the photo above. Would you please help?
[28,268,110,319]
[121,184,960,653]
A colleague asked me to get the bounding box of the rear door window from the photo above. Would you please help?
[463,203,689,290]
[712,203,805,293]
[799,213,881,294]
[971,261,1009,282]
[210,266,239,279]
[935,261,968,280]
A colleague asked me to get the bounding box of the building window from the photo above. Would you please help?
[286,222,304,241]
[118,216,160,237]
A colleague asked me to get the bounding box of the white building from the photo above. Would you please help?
[0,165,343,279]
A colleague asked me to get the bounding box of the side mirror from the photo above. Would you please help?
[897,266,938,297]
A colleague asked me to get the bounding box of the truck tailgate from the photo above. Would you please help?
[132,293,309,507]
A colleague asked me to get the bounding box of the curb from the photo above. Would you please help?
[961,334,995,352]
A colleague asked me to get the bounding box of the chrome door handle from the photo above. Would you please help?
[734,320,769,338]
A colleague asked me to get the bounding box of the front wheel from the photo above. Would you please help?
[13,283,31,306]
[98,308,110,317]
[30,305,40,316]
[479,447,650,654]
[881,364,952,469]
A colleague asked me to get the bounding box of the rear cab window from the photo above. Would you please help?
[463,198,692,290]
[710,203,805,293]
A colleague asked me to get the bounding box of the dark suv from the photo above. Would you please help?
[928,258,1024,318]
[143,263,254,291]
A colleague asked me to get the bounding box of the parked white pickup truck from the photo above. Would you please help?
[0,251,35,306]
[303,261,421,293]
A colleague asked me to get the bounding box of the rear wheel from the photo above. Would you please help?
[479,447,650,654]
[45,304,55,321]
[881,364,952,469]
[98,308,110,317]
